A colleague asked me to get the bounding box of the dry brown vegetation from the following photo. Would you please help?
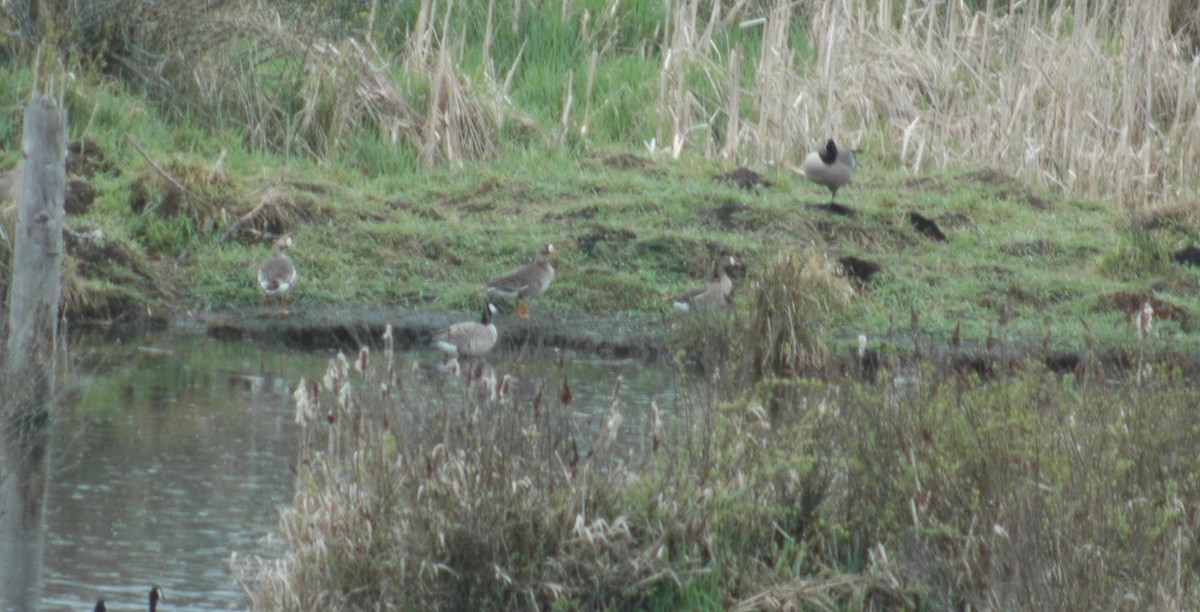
[9,0,1198,206]
[646,0,1200,209]
[233,289,1200,609]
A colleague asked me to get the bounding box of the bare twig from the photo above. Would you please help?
[124,134,191,197]
[219,196,272,244]
[208,148,228,183]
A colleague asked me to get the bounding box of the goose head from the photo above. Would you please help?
[480,303,498,324]
[818,139,838,164]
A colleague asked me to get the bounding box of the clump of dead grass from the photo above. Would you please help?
[184,1,529,165]
[234,334,684,610]
[736,249,856,381]
[8,1,529,166]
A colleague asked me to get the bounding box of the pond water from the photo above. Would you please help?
[40,331,678,610]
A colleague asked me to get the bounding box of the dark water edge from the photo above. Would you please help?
[189,305,671,361]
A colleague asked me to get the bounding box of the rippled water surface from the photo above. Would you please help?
[41,331,674,610]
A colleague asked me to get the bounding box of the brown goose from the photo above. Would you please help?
[432,304,499,357]
[486,243,555,320]
[258,236,297,316]
[799,138,858,203]
[672,255,737,313]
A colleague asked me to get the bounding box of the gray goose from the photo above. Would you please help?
[258,236,297,316]
[672,255,737,313]
[432,304,499,358]
[486,243,555,320]
[799,138,858,204]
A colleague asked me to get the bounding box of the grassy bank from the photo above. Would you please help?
[0,0,1198,355]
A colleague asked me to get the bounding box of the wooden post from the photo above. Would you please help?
[0,93,67,611]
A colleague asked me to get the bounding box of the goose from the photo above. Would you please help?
[672,255,737,312]
[432,304,499,358]
[486,244,555,320]
[94,601,106,612]
[798,138,858,204]
[149,586,163,612]
[258,236,297,316]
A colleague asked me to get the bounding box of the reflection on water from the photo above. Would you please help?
[42,334,321,610]
[42,332,676,610]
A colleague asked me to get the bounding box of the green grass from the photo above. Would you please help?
[8,69,1197,354]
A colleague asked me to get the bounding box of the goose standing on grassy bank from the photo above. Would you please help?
[258,236,297,316]
[672,255,737,312]
[432,303,499,358]
[798,138,858,204]
[486,243,555,320]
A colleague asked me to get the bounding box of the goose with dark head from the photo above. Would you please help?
[799,138,858,204]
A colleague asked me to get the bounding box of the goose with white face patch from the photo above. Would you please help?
[486,243,556,320]
[258,236,297,316]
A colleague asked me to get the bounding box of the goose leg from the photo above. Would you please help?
[516,300,530,320]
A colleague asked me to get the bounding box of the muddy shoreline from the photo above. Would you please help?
[181,305,672,360]
[70,305,1200,381]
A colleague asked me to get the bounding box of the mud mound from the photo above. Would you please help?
[715,167,772,190]
[909,212,947,241]
[1094,291,1189,327]
[599,153,652,171]
[64,227,167,321]
[1173,245,1200,267]
[578,226,637,257]
[67,138,116,179]
[838,256,882,284]
[711,200,750,230]
[65,179,96,215]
